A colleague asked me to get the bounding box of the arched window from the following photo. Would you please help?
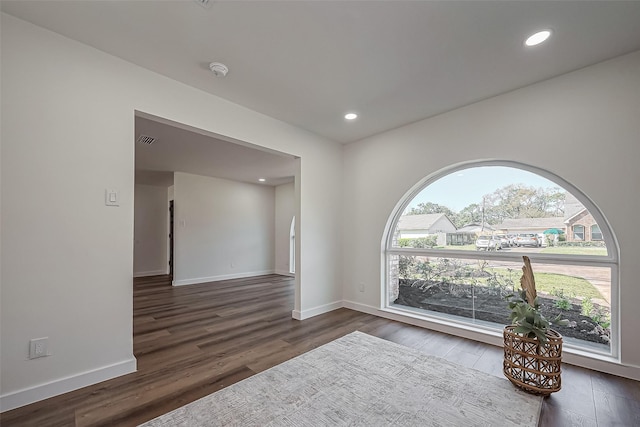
[384,161,617,356]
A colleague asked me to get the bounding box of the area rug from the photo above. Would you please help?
[140,331,541,426]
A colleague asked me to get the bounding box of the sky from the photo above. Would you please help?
[405,166,561,212]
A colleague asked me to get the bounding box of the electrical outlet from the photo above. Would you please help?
[29,337,49,359]
[359,283,365,292]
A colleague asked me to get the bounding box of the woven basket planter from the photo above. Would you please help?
[503,325,563,396]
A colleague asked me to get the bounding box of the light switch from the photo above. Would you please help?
[105,189,119,206]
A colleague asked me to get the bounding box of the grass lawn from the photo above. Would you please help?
[434,245,607,256]
[484,267,604,300]
[439,244,476,251]
[531,272,603,300]
[541,246,607,256]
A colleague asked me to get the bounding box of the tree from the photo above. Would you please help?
[455,203,482,228]
[407,202,456,219]
[481,185,565,225]
[406,185,565,229]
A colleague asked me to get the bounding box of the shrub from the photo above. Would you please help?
[554,298,572,311]
[397,236,438,248]
[590,309,610,329]
[398,255,414,278]
[552,289,573,311]
[557,241,605,247]
[581,298,594,316]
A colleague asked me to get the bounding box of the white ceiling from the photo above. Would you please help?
[4,1,640,183]
[135,115,297,187]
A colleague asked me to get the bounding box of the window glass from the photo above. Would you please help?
[391,166,607,257]
[389,255,612,353]
[386,164,616,355]
[591,224,603,241]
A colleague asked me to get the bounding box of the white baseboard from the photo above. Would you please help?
[133,269,167,278]
[343,300,640,381]
[343,300,504,346]
[274,269,295,277]
[561,349,640,381]
[291,300,343,320]
[0,357,137,413]
[172,270,275,286]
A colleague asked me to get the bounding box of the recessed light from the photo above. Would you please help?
[344,113,358,120]
[525,30,551,47]
[258,178,266,182]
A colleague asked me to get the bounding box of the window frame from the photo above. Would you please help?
[573,224,585,241]
[383,160,619,358]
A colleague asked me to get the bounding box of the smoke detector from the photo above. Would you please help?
[194,0,212,8]
[209,62,229,77]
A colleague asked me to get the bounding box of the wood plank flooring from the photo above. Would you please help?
[2,274,639,426]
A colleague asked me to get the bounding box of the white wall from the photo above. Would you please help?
[275,183,295,276]
[134,184,169,277]
[0,13,343,410]
[342,50,640,379]
[295,154,343,319]
[173,172,275,285]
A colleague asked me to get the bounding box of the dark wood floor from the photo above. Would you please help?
[2,274,639,426]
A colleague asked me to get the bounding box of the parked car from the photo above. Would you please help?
[537,233,548,247]
[475,235,501,251]
[494,234,511,248]
[514,233,540,247]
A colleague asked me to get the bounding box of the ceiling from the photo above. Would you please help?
[135,115,297,187]
[4,1,640,185]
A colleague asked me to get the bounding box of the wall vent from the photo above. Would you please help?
[137,135,156,145]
